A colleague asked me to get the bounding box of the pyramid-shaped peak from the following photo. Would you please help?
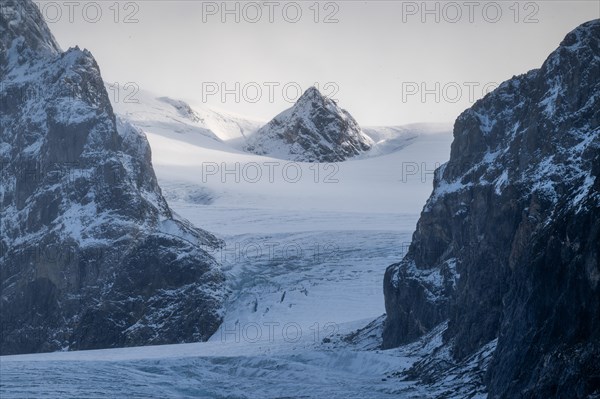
[244,85,373,162]
[297,86,327,103]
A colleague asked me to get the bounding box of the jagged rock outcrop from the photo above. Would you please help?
[244,87,373,162]
[0,0,226,355]
[383,19,600,398]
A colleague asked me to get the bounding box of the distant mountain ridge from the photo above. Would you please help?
[110,86,447,163]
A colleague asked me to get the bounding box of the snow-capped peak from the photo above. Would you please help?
[244,86,374,162]
[294,85,332,108]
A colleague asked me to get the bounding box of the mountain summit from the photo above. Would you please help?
[245,86,373,162]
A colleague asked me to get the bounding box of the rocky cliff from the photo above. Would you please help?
[383,19,600,398]
[245,87,373,162]
[0,0,226,355]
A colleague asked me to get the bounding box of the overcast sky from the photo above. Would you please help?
[41,1,598,126]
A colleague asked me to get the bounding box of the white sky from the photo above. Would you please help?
[40,0,599,126]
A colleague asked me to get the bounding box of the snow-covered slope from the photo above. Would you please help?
[108,86,263,149]
[362,123,452,158]
[108,85,452,213]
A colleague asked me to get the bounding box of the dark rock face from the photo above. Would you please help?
[0,0,226,355]
[383,19,600,398]
[245,87,373,162]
